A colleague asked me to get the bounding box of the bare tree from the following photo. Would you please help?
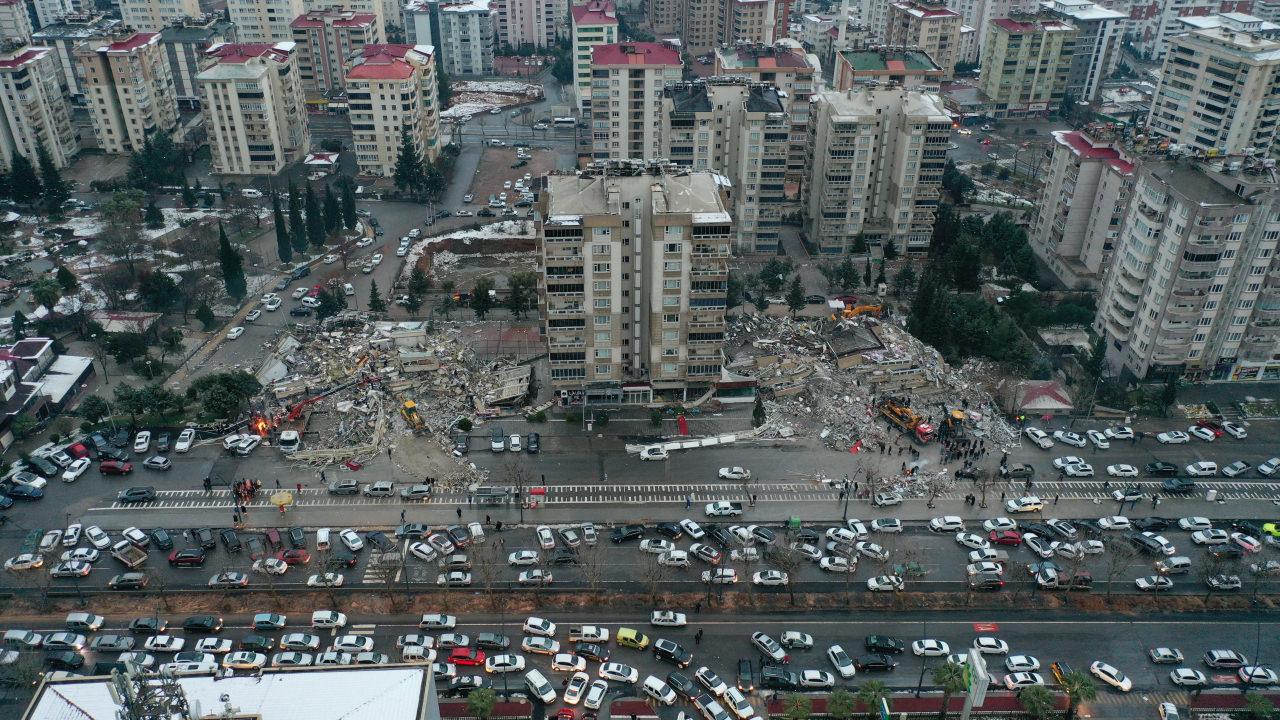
[578,543,606,593]
[640,555,671,607]
[474,541,503,611]
[1102,540,1138,603]
[976,471,998,509]
[766,546,803,606]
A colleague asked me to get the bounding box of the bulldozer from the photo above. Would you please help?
[401,400,425,433]
[831,303,883,321]
[877,398,936,443]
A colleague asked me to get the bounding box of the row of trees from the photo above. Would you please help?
[271,179,359,265]
[468,270,538,319]
[394,139,460,201]
[0,141,71,218]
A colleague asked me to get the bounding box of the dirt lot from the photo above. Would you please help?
[464,147,557,210]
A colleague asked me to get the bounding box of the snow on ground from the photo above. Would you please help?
[401,221,534,278]
[49,207,225,240]
[441,102,499,119]
[453,80,541,95]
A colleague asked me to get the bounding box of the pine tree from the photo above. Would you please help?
[287,182,308,254]
[143,201,164,229]
[181,178,197,208]
[9,154,40,206]
[393,130,424,198]
[304,182,325,247]
[272,191,292,264]
[55,265,77,292]
[863,259,872,287]
[786,275,805,316]
[339,179,357,230]
[217,223,246,298]
[36,141,68,216]
[195,302,215,329]
[882,240,899,261]
[368,280,387,312]
[323,184,340,235]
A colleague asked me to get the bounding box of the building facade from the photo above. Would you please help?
[571,1,618,113]
[0,43,77,170]
[76,29,180,154]
[198,41,310,175]
[1127,0,1252,61]
[538,166,731,403]
[291,9,382,93]
[435,0,496,75]
[885,0,961,78]
[1041,0,1125,102]
[589,42,683,161]
[977,14,1076,118]
[1095,159,1280,381]
[1029,128,1135,289]
[0,0,33,44]
[160,14,237,110]
[347,44,440,176]
[492,0,561,49]
[647,0,684,35]
[805,88,950,255]
[32,13,121,102]
[117,0,201,32]
[1146,14,1280,156]
[228,0,305,41]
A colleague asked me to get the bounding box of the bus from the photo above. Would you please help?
[552,117,577,128]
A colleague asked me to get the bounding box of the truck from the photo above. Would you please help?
[401,401,425,433]
[110,539,148,569]
[704,501,744,517]
[567,625,610,643]
[877,398,936,443]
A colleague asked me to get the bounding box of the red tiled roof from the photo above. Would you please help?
[572,0,617,25]
[292,10,376,28]
[104,31,158,52]
[348,44,417,79]
[592,42,681,66]
[0,48,45,69]
[1058,131,1135,174]
[206,42,292,64]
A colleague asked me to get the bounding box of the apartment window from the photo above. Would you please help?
[1198,317,1212,326]
[594,348,611,359]
[662,296,679,306]
[1233,315,1248,324]
[664,261,681,272]
[1205,301,1218,309]
[662,348,678,357]
[661,362,678,375]
[1193,333,1206,342]
[593,263,610,272]
[1209,284,1224,293]
[663,314,679,324]
[1188,349,1201,358]
[1248,283,1262,292]
[595,315,610,325]
[594,331,610,343]
[663,279,680,290]
[1228,332,1243,342]
[664,242,681,253]
[595,364,611,374]
[1251,265,1267,275]
[592,243,609,255]
[593,298,610,309]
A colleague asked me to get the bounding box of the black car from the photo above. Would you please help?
[290,306,313,317]
[88,431,112,453]
[290,264,311,280]
[118,486,155,503]
[547,548,579,565]
[5,485,42,500]
[955,468,977,481]
[968,573,1004,591]
[274,277,292,291]
[1126,532,1165,555]
[111,429,131,447]
[667,671,698,700]
[156,433,171,452]
[240,634,274,652]
[46,651,84,670]
[1210,545,1245,560]
[26,455,59,477]
[760,665,800,690]
[1132,517,1170,532]
[1162,478,1196,494]
[182,615,224,633]
[1145,461,1179,477]
[443,676,492,698]
[453,435,469,455]
[737,658,755,692]
[193,527,216,549]
[108,572,148,590]
[150,528,173,551]
[1020,522,1054,538]
[98,447,130,463]
[855,654,898,671]
[328,549,358,568]
[611,524,645,543]
[1000,463,1035,479]
[655,522,684,540]
[865,635,905,654]
[526,432,539,454]
[395,523,429,540]
[1232,520,1263,537]
[707,526,735,548]
[367,531,394,551]
[288,526,307,549]
[220,529,242,553]
[476,633,510,650]
[804,294,826,304]
[653,639,692,668]
[130,616,166,635]
[750,526,776,544]
[794,527,819,544]
[576,642,609,663]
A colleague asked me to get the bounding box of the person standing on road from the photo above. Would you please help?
[685,494,691,510]
[400,509,406,523]
[1053,494,1059,505]
[456,507,462,519]
[695,629,703,644]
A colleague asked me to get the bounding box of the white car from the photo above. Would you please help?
[1223,421,1247,439]
[718,467,751,481]
[1178,517,1212,531]
[563,671,590,704]
[62,524,81,546]
[1090,661,1132,691]
[872,518,903,533]
[1098,516,1131,530]
[517,569,552,586]
[486,654,526,673]
[752,570,789,586]
[175,428,196,452]
[600,662,639,684]
[523,617,556,637]
[1239,667,1279,685]
[820,556,853,573]
[955,532,989,550]
[983,517,1017,532]
[143,635,186,653]
[551,653,587,673]
[639,446,668,461]
[60,548,98,564]
[1106,464,1138,477]
[280,633,321,651]
[679,519,705,539]
[222,652,267,670]
[1105,426,1134,439]
[1222,461,1252,477]
[1186,461,1217,477]
[1004,497,1043,513]
[1170,669,1207,687]
[323,254,338,264]
[1135,575,1173,591]
[1086,430,1110,449]
[1156,431,1189,444]
[1023,427,1053,449]
[245,309,262,322]
[928,516,965,532]
[1053,430,1086,448]
[134,431,151,452]
[973,637,1009,655]
[308,573,345,587]
[226,327,245,340]
[1232,533,1262,553]
[338,529,363,551]
[658,550,690,567]
[1064,463,1094,477]
[800,670,835,689]
[856,541,888,561]
[651,610,687,627]
[1005,655,1040,672]
[695,666,728,696]
[1259,457,1280,476]
[4,554,43,571]
[640,539,674,554]
[584,679,608,710]
[1004,673,1044,690]
[703,568,738,584]
[508,550,539,566]
[827,645,856,678]
[408,543,438,563]
[436,571,471,587]
[522,637,559,655]
[85,526,111,550]
[61,457,91,482]
[1053,456,1086,469]
[867,575,904,591]
[1188,425,1216,442]
[332,636,374,653]
[195,638,233,654]
[291,287,308,300]
[536,526,555,550]
[1192,529,1229,545]
[912,640,950,657]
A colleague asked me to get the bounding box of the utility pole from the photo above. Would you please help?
[109,661,193,720]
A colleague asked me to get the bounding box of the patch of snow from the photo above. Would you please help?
[452,80,542,95]
[400,221,534,278]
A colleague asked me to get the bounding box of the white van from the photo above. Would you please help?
[316,528,331,551]
[467,522,486,544]
[524,669,557,703]
[343,283,355,296]
[643,675,677,705]
[1155,556,1191,574]
[401,645,435,664]
[311,610,347,629]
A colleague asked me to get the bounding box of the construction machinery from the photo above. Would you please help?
[831,303,884,320]
[877,398,936,443]
[401,400,425,433]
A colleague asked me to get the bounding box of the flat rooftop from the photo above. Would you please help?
[1149,161,1245,206]
[546,172,727,218]
[841,48,940,72]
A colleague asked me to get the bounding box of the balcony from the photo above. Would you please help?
[1136,202,1164,223]
[1112,290,1139,314]
[1166,303,1200,318]
[1161,319,1195,332]
[1114,269,1144,297]
[547,305,585,316]
[1151,350,1183,363]
[1156,334,1190,349]
[548,337,586,349]
[1255,303,1280,319]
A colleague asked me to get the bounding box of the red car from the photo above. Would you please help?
[168,548,207,567]
[99,460,134,475]
[276,549,311,565]
[832,294,858,305]
[557,711,575,720]
[988,530,1023,546]
[448,647,486,666]
[1195,419,1225,437]
[308,285,323,298]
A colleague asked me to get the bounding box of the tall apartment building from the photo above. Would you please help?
[347,44,440,176]
[1095,158,1280,381]
[437,0,496,75]
[947,0,1034,57]
[647,0,684,35]
[728,0,782,45]
[1029,128,1135,288]
[662,81,790,253]
[0,0,34,44]
[198,42,309,175]
[492,0,561,49]
[160,14,237,110]
[1147,14,1280,156]
[0,43,77,170]
[1128,0,1252,61]
[977,14,1076,118]
[686,0,720,50]
[537,165,732,403]
[32,13,121,102]
[885,0,961,78]
[76,29,180,154]
[303,0,387,36]
[291,9,382,93]
[118,0,201,32]
[714,41,820,189]
[227,0,305,41]
[835,47,944,89]
[571,1,617,113]
[1041,0,1125,102]
[805,88,950,255]
[589,42,682,161]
